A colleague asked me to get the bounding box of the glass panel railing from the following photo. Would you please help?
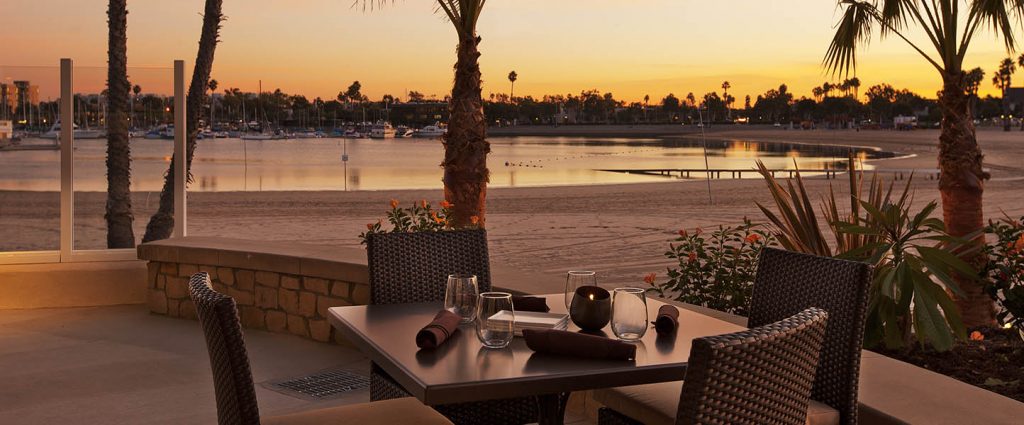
[73,65,174,250]
[0,65,61,252]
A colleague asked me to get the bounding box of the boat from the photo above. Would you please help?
[0,137,59,152]
[292,128,321,139]
[342,128,365,138]
[369,121,396,139]
[415,123,447,138]
[395,125,414,138]
[241,132,274,141]
[42,120,105,139]
[144,124,174,140]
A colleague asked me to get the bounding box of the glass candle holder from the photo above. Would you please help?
[565,270,597,309]
[569,285,611,332]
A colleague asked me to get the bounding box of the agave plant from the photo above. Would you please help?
[756,159,976,351]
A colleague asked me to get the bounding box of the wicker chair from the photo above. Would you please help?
[604,308,829,425]
[187,272,452,425]
[595,248,872,425]
[365,229,540,425]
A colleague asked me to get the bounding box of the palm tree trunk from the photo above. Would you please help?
[142,0,223,242]
[938,72,995,326]
[442,35,489,227]
[105,0,135,248]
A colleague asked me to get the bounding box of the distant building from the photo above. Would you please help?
[1004,87,1024,117]
[391,102,448,127]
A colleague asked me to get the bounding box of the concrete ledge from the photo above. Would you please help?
[0,260,147,309]
[138,237,368,284]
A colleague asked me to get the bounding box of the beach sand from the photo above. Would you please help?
[3,126,1023,291]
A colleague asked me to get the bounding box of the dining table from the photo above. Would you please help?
[327,293,745,425]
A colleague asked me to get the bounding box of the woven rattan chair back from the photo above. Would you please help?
[366,229,492,304]
[188,272,261,425]
[749,248,872,425]
[676,308,829,425]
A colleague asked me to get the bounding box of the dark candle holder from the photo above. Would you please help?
[569,286,611,332]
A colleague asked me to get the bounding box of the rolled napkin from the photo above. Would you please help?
[416,310,461,349]
[523,328,636,361]
[512,295,550,312]
[652,305,679,335]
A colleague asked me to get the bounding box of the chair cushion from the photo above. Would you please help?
[593,381,839,425]
[263,397,453,425]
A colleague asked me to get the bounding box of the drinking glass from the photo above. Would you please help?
[565,271,597,309]
[611,287,648,341]
[476,292,515,349]
[445,274,479,324]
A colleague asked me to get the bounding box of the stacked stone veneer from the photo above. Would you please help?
[139,237,370,344]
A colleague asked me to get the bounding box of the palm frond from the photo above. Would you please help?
[825,1,877,77]
[969,0,1018,51]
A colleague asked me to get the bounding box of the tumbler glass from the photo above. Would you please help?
[445,274,479,324]
[611,287,648,341]
[565,271,597,309]
[476,292,515,349]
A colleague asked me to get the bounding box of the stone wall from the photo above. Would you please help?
[139,237,370,344]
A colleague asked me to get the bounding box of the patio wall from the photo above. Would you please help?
[138,237,368,344]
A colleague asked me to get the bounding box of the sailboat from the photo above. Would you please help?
[241,80,279,140]
[42,119,104,139]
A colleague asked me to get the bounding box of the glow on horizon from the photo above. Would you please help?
[2,0,1015,102]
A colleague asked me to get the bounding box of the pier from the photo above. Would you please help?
[598,168,942,180]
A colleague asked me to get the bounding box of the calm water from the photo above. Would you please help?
[0,136,883,192]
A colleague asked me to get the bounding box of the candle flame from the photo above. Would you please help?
[589,293,594,301]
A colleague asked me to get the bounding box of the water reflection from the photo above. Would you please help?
[0,136,886,192]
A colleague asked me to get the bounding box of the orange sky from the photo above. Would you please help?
[1,0,1016,102]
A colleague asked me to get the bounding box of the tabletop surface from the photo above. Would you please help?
[328,293,745,405]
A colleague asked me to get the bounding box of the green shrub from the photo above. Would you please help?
[646,219,775,316]
[984,215,1024,334]
[359,199,477,244]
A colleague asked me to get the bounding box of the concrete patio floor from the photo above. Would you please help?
[0,305,592,425]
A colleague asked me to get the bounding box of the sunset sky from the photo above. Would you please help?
[2,0,1016,102]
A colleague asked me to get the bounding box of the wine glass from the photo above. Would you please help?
[611,287,648,341]
[565,270,597,309]
[476,292,514,349]
[445,274,479,324]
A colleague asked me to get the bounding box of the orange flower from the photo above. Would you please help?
[420,199,428,209]
[440,200,452,209]
[389,199,400,209]
[1015,234,1024,251]
[431,212,443,224]
[687,251,698,263]
[678,229,688,238]
[643,272,657,285]
[745,234,761,244]
[366,222,374,230]
[969,331,985,341]
[470,216,480,225]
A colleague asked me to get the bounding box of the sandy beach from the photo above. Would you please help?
[3,125,1023,290]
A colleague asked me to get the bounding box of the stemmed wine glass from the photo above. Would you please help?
[564,271,597,309]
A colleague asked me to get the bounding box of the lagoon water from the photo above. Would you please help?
[0,136,879,192]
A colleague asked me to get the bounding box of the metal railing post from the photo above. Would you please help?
[173,60,187,238]
[59,58,73,260]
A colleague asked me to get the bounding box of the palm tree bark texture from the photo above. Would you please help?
[105,0,135,248]
[442,34,489,227]
[938,71,995,326]
[142,0,223,242]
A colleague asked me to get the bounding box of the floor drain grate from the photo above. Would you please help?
[265,368,370,400]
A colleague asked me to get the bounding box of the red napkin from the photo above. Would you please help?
[416,310,461,349]
[652,305,679,335]
[523,328,636,361]
[512,296,550,312]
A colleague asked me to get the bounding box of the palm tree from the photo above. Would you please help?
[207,78,218,129]
[966,67,985,118]
[812,86,824,102]
[105,0,134,248]
[721,81,731,118]
[849,76,861,99]
[507,70,517,102]
[993,57,1015,131]
[142,0,224,242]
[824,0,1024,326]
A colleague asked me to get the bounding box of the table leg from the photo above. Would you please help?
[536,392,570,425]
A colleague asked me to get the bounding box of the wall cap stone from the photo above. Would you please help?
[138,237,368,284]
